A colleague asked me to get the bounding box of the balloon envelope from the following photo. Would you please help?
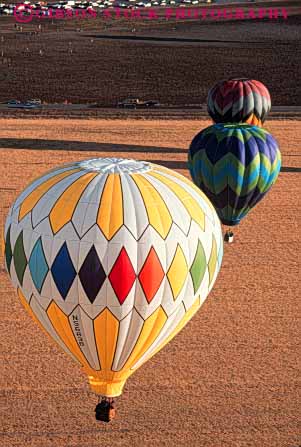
[188,124,281,226]
[5,158,223,397]
[207,78,271,126]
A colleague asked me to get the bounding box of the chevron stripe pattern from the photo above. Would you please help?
[207,78,271,127]
[4,157,223,397]
[188,124,281,226]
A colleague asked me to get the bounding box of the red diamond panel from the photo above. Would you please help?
[109,247,136,304]
[138,247,165,303]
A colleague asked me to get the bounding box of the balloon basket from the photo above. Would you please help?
[224,230,234,243]
[95,397,116,423]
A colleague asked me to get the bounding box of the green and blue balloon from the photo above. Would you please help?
[188,123,281,226]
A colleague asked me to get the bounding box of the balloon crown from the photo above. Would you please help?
[76,157,151,174]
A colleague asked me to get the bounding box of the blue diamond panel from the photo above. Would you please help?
[79,245,106,303]
[29,238,49,293]
[51,242,76,300]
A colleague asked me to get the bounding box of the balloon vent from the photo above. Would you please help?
[77,158,151,174]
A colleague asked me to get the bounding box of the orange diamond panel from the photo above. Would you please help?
[138,247,165,303]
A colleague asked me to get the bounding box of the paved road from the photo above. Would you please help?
[1,104,301,119]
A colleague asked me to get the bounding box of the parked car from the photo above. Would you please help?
[27,98,42,105]
[117,98,160,108]
[8,101,40,109]
[7,99,21,105]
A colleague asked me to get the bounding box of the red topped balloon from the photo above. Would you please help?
[207,78,271,127]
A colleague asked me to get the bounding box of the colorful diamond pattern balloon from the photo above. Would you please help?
[4,158,223,397]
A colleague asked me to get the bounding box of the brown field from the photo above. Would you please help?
[0,1,301,106]
[0,118,300,447]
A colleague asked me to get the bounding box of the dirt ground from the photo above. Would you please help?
[0,118,300,447]
[0,1,301,105]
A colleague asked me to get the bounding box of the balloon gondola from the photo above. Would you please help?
[224,230,234,244]
[95,397,116,422]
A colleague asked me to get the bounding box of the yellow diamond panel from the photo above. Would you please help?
[97,174,123,240]
[18,168,81,222]
[131,174,172,239]
[167,244,188,300]
[49,172,98,234]
[208,235,217,286]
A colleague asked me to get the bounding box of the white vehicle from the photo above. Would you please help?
[27,99,42,105]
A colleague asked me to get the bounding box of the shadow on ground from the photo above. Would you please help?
[0,138,300,172]
[0,138,187,154]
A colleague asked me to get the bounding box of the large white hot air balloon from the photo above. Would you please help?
[4,157,223,421]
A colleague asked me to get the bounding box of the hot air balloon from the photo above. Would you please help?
[4,157,223,421]
[207,78,271,127]
[188,124,281,240]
